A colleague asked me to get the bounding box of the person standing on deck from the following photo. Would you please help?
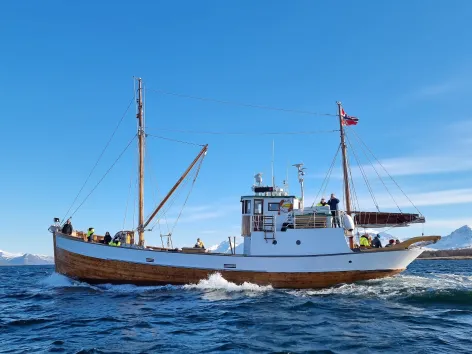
[61,219,73,235]
[86,227,95,242]
[371,234,383,248]
[316,198,329,207]
[327,193,340,228]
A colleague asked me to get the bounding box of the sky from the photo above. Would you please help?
[1,0,472,255]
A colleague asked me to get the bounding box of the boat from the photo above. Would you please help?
[49,78,441,289]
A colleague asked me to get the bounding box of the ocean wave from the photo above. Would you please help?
[294,272,472,304]
[183,273,273,292]
[38,272,271,295]
[39,272,92,289]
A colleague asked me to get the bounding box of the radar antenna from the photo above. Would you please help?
[292,163,306,210]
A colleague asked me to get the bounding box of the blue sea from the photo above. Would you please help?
[1,261,471,353]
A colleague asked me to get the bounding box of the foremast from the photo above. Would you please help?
[137,78,145,246]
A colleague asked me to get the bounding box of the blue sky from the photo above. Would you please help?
[1,1,471,255]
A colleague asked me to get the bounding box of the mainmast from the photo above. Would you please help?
[337,101,351,215]
[336,102,351,215]
[337,101,354,249]
[137,78,145,246]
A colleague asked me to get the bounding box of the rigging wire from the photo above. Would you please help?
[311,144,341,207]
[122,166,135,231]
[146,128,338,136]
[169,154,206,235]
[344,131,380,212]
[60,97,135,224]
[145,140,171,236]
[349,128,422,215]
[345,147,361,213]
[69,134,137,218]
[146,133,205,146]
[148,175,192,231]
[147,88,338,117]
[346,127,403,214]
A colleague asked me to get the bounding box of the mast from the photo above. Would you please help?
[337,101,351,215]
[137,78,145,246]
[142,144,208,230]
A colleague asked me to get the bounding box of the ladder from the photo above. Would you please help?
[263,215,276,240]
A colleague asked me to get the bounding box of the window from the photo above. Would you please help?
[268,202,280,211]
[242,200,252,214]
[254,199,263,215]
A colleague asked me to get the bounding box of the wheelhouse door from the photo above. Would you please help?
[253,199,263,231]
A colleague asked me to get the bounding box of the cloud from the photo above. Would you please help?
[410,82,457,99]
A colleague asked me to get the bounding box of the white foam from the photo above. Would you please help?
[40,272,94,288]
[293,273,472,299]
[183,272,273,292]
[96,283,179,293]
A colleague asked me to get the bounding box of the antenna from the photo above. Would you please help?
[292,163,306,210]
[271,140,275,188]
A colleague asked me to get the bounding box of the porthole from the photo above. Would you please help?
[349,260,352,263]
[296,240,301,245]
[272,240,277,245]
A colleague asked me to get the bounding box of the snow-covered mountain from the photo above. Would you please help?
[208,239,244,254]
[430,225,472,250]
[0,250,54,266]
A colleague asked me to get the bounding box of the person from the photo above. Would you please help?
[359,234,370,247]
[371,234,382,248]
[194,238,205,249]
[395,239,401,244]
[61,219,73,235]
[102,232,112,244]
[109,238,121,247]
[87,227,95,242]
[316,198,329,207]
[385,239,395,247]
[327,193,340,228]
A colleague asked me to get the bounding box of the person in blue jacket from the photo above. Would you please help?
[327,193,340,228]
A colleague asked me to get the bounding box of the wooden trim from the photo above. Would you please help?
[55,246,404,289]
[360,235,441,252]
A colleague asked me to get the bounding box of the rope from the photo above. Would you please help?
[60,97,135,224]
[147,88,337,117]
[69,134,137,218]
[146,133,204,146]
[146,128,338,136]
[350,129,422,215]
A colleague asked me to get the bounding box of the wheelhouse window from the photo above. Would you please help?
[242,200,252,214]
[268,202,280,212]
[254,199,263,215]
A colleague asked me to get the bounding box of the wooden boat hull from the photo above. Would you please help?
[53,232,422,289]
[55,246,404,288]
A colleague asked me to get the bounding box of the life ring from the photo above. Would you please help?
[279,199,293,214]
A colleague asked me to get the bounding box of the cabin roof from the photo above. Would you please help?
[240,195,297,200]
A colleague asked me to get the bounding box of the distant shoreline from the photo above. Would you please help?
[418,249,472,260]
[417,256,472,260]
